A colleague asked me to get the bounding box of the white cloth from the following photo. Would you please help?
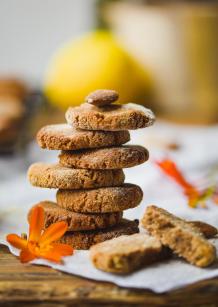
[0,121,218,293]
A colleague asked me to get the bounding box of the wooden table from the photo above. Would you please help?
[0,245,218,306]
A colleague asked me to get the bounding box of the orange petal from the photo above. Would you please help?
[156,159,195,190]
[29,206,44,242]
[6,234,28,250]
[39,250,62,263]
[39,221,68,246]
[20,249,36,263]
[52,243,74,256]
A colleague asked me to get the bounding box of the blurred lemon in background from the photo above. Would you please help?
[44,30,153,109]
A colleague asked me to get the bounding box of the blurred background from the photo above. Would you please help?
[0,0,218,154]
[0,0,218,231]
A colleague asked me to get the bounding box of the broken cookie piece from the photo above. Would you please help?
[90,233,170,274]
[141,205,216,267]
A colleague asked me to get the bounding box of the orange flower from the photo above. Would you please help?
[6,206,74,263]
[156,159,202,208]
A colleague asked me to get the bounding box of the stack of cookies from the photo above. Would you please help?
[28,89,155,249]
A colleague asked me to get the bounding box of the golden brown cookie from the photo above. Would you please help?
[59,219,139,250]
[59,145,149,169]
[85,89,119,106]
[141,205,216,267]
[28,163,125,189]
[36,124,130,150]
[56,184,143,213]
[29,201,123,231]
[90,233,170,274]
[65,103,155,131]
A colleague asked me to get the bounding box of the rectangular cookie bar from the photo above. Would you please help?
[90,233,170,274]
[141,205,216,267]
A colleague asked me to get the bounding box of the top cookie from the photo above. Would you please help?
[85,89,119,107]
[66,103,155,131]
[36,124,130,150]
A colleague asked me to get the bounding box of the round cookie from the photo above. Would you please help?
[29,201,123,231]
[28,163,125,189]
[85,89,119,106]
[65,103,155,131]
[59,145,149,169]
[36,124,130,150]
[59,219,139,250]
[56,184,143,213]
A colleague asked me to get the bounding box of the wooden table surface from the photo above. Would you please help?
[0,245,218,307]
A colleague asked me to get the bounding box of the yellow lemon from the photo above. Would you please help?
[44,30,153,109]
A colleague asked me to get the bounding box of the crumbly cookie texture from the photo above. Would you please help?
[56,184,143,213]
[59,219,139,250]
[85,89,119,107]
[29,201,122,231]
[189,221,218,239]
[28,163,125,189]
[90,233,170,274]
[141,205,216,267]
[59,145,149,169]
[36,124,130,150]
[65,103,155,131]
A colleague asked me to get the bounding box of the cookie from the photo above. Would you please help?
[190,221,218,239]
[29,201,123,231]
[37,124,130,150]
[28,163,125,189]
[141,205,216,267]
[56,184,143,213]
[59,219,139,250]
[65,103,155,131]
[85,89,119,106]
[59,145,149,169]
[90,233,170,274]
